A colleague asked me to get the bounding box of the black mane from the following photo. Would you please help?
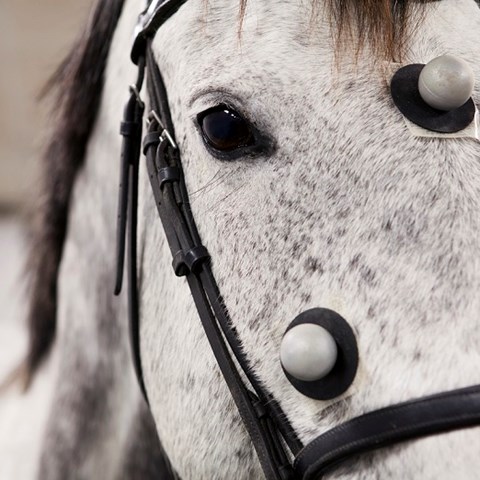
[25,0,125,381]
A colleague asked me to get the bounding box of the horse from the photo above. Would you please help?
[1,0,480,478]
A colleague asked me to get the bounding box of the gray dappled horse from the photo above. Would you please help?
[1,0,480,478]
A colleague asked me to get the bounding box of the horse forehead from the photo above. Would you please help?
[150,0,480,90]
[146,0,480,322]
[147,0,480,221]
[150,0,334,87]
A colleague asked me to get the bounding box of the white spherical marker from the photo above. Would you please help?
[418,54,475,111]
[280,323,338,382]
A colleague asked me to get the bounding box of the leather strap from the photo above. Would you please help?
[114,59,148,401]
[115,40,301,479]
[141,44,300,479]
[132,0,189,64]
[294,384,480,479]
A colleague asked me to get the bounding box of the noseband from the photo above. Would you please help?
[114,1,480,478]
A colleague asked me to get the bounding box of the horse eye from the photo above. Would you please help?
[198,105,253,151]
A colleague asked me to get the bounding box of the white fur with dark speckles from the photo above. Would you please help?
[7,0,480,478]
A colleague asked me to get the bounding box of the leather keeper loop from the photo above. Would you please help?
[143,131,162,154]
[184,245,210,273]
[120,121,139,137]
[172,245,210,277]
[158,166,181,188]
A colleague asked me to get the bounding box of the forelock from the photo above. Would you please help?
[239,0,434,61]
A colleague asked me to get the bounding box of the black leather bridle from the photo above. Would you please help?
[114,1,480,478]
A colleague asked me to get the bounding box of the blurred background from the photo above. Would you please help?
[0,0,93,379]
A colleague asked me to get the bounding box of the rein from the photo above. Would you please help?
[114,1,480,478]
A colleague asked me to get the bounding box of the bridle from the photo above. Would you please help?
[114,1,480,478]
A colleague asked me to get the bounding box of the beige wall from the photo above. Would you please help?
[0,0,94,210]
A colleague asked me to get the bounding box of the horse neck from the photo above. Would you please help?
[35,1,166,478]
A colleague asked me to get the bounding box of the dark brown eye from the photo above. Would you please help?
[198,105,253,151]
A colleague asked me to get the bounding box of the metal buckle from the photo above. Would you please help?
[133,0,162,43]
[148,110,177,149]
[131,0,189,63]
[129,84,144,107]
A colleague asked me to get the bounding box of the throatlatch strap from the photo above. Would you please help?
[114,57,149,402]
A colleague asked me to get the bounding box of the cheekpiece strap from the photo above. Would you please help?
[131,0,189,64]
